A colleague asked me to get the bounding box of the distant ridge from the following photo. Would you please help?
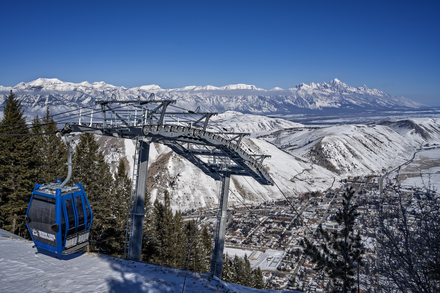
[0,78,425,116]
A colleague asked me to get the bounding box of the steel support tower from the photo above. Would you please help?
[127,140,150,261]
[62,98,273,277]
[210,171,230,278]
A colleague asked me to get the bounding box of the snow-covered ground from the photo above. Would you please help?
[224,247,254,259]
[264,118,440,177]
[224,248,286,272]
[118,112,339,212]
[0,229,299,293]
[273,108,440,126]
[116,115,440,212]
[209,111,304,137]
[392,147,440,190]
[121,136,339,212]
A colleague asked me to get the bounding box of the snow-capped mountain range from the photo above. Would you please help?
[1,78,437,212]
[0,78,424,117]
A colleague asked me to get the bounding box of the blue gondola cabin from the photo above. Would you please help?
[25,183,93,255]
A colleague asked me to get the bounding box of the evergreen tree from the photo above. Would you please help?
[111,159,132,256]
[30,115,43,170]
[222,253,234,282]
[142,190,214,273]
[0,91,38,238]
[171,210,186,268]
[252,267,267,289]
[184,219,205,272]
[142,190,156,262]
[221,253,268,289]
[147,190,184,267]
[243,254,253,287]
[200,225,213,273]
[32,107,67,183]
[72,133,117,254]
[150,192,171,265]
[232,255,245,285]
[302,186,364,293]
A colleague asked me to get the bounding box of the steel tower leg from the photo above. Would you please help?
[210,172,231,278]
[128,140,150,261]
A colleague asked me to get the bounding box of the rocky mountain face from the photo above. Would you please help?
[0,78,425,118]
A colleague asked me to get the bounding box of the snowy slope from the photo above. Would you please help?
[114,113,336,211]
[0,229,296,293]
[0,78,425,117]
[394,147,440,190]
[209,111,304,137]
[140,136,338,212]
[262,118,440,176]
[377,118,440,142]
[110,115,440,211]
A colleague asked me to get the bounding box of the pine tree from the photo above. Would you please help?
[302,186,364,293]
[143,189,216,272]
[32,107,67,183]
[200,225,213,273]
[243,254,253,287]
[148,190,183,267]
[31,115,43,174]
[221,253,269,289]
[232,255,245,285]
[252,267,267,289]
[72,133,117,254]
[151,193,169,265]
[184,219,204,272]
[0,90,38,238]
[142,190,156,262]
[222,253,233,282]
[171,210,186,268]
[111,159,132,256]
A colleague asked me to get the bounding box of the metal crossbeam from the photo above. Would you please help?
[66,122,272,184]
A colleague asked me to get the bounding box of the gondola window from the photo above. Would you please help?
[27,195,57,246]
[65,198,76,235]
[75,196,85,230]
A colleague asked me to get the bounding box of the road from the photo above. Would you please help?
[379,146,421,194]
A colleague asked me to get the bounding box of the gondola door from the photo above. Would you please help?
[73,194,86,232]
[62,194,79,250]
[61,191,91,253]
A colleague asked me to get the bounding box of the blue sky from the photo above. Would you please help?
[1,0,439,106]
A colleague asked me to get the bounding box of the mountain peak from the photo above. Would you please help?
[221,84,259,90]
[138,84,162,91]
[28,78,63,86]
[193,85,220,91]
